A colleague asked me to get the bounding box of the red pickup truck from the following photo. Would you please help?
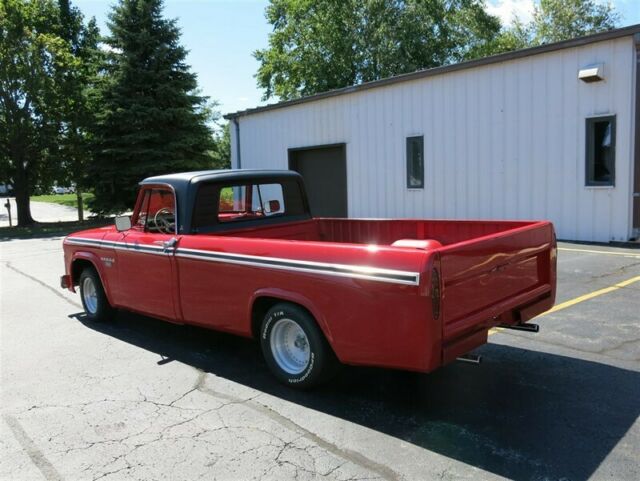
[61,170,556,388]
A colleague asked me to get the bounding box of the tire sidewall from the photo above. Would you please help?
[261,304,324,388]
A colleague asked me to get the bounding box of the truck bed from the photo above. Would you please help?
[208,217,557,365]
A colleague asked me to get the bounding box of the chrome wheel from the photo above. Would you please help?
[82,276,98,314]
[269,318,311,375]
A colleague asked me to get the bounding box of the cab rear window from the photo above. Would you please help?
[192,179,306,231]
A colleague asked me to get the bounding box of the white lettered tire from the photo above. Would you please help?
[260,303,337,389]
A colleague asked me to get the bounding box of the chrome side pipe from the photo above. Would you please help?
[456,354,482,364]
[499,323,540,333]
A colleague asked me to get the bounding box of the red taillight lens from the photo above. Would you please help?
[431,268,441,320]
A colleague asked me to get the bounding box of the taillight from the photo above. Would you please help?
[431,268,441,320]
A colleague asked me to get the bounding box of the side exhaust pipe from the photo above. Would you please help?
[499,323,540,333]
[456,354,482,365]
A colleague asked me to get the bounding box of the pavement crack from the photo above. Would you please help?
[191,369,400,481]
[589,261,640,281]
[166,371,207,407]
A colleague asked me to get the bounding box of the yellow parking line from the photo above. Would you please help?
[558,247,640,258]
[489,275,640,336]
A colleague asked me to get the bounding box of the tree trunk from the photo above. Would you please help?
[14,186,34,226]
[76,190,84,221]
[13,162,35,226]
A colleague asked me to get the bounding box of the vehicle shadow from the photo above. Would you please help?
[74,310,639,481]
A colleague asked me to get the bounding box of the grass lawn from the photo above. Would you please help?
[31,193,94,208]
[0,218,110,240]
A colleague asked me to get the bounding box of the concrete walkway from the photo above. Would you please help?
[0,198,83,228]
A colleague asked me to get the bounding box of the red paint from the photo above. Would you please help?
[62,180,556,374]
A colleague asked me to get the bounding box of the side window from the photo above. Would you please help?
[407,135,424,189]
[586,116,615,186]
[133,188,176,233]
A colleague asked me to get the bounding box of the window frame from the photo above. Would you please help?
[585,115,616,187]
[406,135,425,189]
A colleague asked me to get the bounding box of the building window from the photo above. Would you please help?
[406,136,424,189]
[586,116,615,186]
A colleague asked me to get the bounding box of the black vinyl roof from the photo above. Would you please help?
[139,169,305,234]
[141,169,301,188]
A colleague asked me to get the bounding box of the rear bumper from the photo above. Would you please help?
[440,290,554,367]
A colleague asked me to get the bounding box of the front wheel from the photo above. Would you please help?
[260,303,337,389]
[79,267,113,322]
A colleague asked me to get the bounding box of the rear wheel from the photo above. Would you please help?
[260,303,337,389]
[79,267,113,322]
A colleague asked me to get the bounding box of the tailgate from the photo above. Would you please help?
[439,221,556,343]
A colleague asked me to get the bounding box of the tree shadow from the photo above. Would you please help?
[73,310,640,481]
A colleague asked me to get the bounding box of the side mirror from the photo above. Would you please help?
[115,215,132,232]
[265,199,281,213]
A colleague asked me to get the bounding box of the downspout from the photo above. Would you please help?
[233,117,242,169]
[633,33,640,238]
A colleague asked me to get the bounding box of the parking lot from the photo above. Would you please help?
[1,236,639,481]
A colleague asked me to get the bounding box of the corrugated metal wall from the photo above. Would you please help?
[231,36,636,242]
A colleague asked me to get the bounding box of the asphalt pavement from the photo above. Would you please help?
[1,237,638,480]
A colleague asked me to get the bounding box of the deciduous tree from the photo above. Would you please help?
[488,0,619,55]
[0,0,77,225]
[531,0,619,44]
[254,0,502,100]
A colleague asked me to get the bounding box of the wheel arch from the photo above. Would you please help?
[249,289,335,350]
[70,252,114,306]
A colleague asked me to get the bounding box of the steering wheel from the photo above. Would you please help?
[153,207,175,234]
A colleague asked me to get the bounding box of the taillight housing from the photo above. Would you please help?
[431,268,441,320]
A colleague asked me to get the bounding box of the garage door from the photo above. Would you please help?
[289,145,347,218]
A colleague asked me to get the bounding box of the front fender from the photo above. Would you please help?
[249,288,334,346]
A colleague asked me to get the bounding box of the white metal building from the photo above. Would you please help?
[226,25,640,242]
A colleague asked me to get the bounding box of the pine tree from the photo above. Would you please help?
[90,0,214,214]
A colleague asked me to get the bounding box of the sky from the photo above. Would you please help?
[75,0,640,119]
